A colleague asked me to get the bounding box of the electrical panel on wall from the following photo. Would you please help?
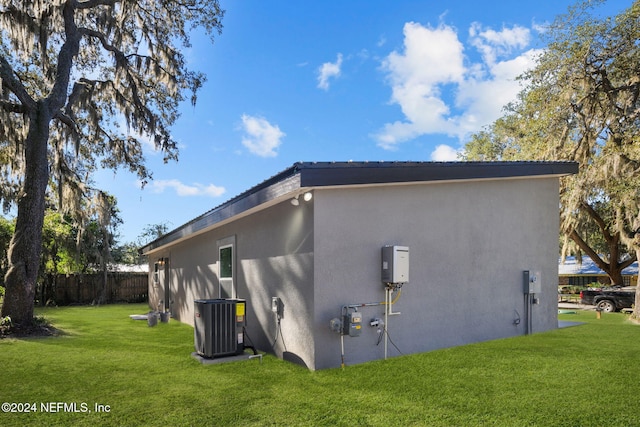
[381,245,409,284]
[523,270,541,294]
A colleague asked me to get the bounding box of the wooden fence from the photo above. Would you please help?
[53,272,148,305]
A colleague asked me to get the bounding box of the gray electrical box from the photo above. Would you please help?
[523,270,541,294]
[381,245,409,284]
[343,311,362,337]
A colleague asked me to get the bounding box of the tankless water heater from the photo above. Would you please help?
[381,245,409,285]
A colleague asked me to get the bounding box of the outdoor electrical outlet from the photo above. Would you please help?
[370,318,382,327]
[271,297,282,315]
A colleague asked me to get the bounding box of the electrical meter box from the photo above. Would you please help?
[523,270,541,294]
[381,245,409,284]
[343,311,362,337]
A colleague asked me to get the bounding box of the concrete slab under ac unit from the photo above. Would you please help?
[190,351,263,365]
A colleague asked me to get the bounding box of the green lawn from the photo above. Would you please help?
[1,304,639,426]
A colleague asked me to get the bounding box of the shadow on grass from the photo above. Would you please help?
[0,316,66,339]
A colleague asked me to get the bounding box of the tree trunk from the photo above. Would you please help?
[607,268,625,287]
[0,102,51,326]
[569,229,634,286]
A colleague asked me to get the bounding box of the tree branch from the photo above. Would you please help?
[125,53,174,77]
[619,253,637,271]
[0,55,37,111]
[581,201,613,241]
[79,26,126,59]
[81,26,176,89]
[0,5,40,36]
[46,1,82,113]
[75,0,120,9]
[65,78,94,114]
[53,110,77,132]
[0,100,28,114]
[78,28,150,115]
[569,229,611,272]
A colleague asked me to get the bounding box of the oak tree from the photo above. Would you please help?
[462,0,640,317]
[0,0,223,325]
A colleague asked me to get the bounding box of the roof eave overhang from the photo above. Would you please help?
[140,173,302,255]
[140,161,578,255]
[298,161,578,187]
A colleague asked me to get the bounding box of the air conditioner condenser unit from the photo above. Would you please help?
[194,299,246,358]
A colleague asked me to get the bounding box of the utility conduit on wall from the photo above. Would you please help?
[331,284,403,367]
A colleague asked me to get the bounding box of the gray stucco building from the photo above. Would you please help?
[140,161,577,370]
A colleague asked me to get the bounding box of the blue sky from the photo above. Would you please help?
[95,0,629,244]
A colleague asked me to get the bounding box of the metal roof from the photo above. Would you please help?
[140,161,578,254]
[296,161,578,186]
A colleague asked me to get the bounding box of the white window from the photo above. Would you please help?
[217,236,236,298]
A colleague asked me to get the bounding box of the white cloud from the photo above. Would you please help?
[149,179,226,197]
[375,21,539,150]
[469,22,531,65]
[431,144,462,161]
[317,53,343,90]
[240,114,285,157]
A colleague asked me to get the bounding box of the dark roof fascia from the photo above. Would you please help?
[297,161,579,187]
[140,165,302,254]
[140,161,578,254]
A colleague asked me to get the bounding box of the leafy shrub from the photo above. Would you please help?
[0,315,11,327]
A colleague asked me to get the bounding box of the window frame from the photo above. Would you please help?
[217,235,236,298]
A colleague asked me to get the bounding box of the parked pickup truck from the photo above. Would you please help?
[580,286,637,312]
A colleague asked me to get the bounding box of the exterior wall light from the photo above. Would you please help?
[291,191,312,206]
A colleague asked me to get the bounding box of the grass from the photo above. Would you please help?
[1,305,639,426]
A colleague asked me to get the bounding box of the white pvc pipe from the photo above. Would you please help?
[384,287,389,359]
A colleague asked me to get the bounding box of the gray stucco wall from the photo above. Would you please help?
[148,197,315,368]
[148,174,561,370]
[313,177,560,369]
